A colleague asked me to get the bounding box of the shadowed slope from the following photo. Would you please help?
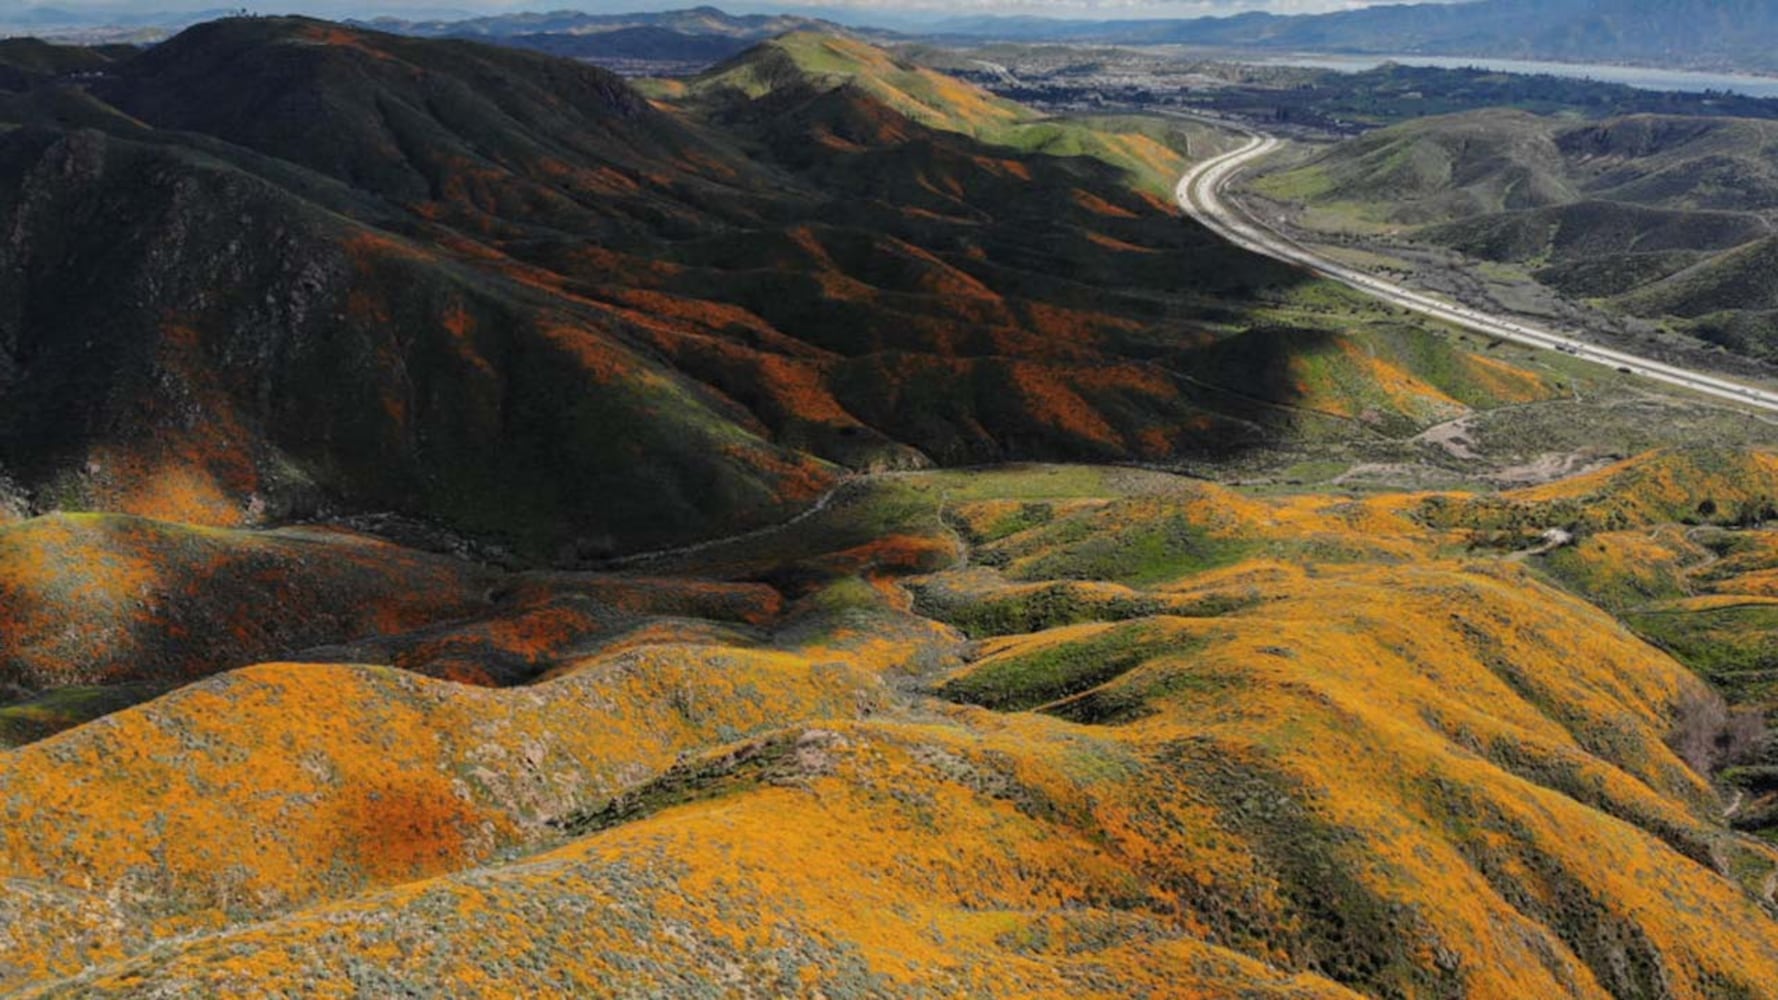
[0,119,834,555]
[0,38,122,89]
[0,506,799,742]
[0,513,492,692]
[0,21,1583,562]
[94,17,761,238]
[0,20,1283,557]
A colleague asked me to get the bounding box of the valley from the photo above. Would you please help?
[1178,120,1778,413]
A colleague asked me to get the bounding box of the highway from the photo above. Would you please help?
[1173,120,1778,415]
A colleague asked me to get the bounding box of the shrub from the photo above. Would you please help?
[1667,686,1768,775]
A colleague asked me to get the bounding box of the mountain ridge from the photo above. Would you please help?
[9,17,1532,562]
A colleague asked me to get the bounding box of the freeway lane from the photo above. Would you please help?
[1172,119,1778,415]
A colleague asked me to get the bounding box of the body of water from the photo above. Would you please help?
[1259,53,1778,99]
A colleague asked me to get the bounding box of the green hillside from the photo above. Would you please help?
[1254,110,1778,359]
[652,31,1220,195]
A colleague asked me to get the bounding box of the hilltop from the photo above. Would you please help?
[658,31,1030,132]
[651,31,1206,195]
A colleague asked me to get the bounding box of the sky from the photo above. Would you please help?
[8,0,1457,22]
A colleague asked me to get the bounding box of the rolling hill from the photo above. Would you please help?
[483,27,755,65]
[1257,110,1778,225]
[1253,109,1778,360]
[7,463,1778,996]
[658,31,1031,133]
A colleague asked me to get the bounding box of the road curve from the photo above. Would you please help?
[1173,119,1778,415]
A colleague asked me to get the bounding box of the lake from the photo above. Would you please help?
[1258,54,1778,99]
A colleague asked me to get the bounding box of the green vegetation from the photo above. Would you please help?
[658,32,1208,194]
[938,621,1200,712]
[655,31,1030,128]
[1005,512,1251,586]
[0,684,168,749]
[1251,108,1778,365]
[920,465,1138,502]
[1627,605,1778,705]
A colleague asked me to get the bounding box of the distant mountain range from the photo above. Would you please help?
[348,6,871,65]
[355,5,851,40]
[17,2,1778,76]
[934,0,1778,74]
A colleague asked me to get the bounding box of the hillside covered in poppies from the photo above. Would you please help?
[3,17,1778,998]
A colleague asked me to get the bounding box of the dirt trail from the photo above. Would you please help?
[1412,416,1480,461]
[601,477,860,569]
[934,491,971,571]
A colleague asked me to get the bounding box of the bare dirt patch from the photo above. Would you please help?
[1488,452,1617,488]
